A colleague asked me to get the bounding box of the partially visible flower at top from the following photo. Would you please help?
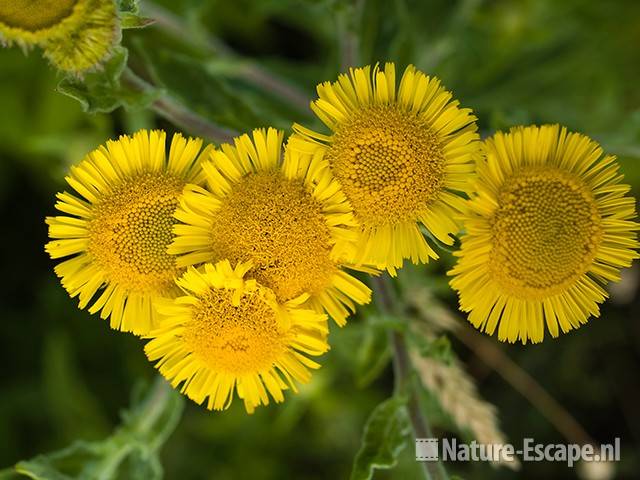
[145,259,329,414]
[0,0,120,74]
[450,125,639,344]
[169,127,372,326]
[45,129,213,335]
[290,63,481,273]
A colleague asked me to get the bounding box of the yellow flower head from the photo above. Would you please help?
[145,259,329,413]
[450,125,639,344]
[169,127,371,326]
[290,63,481,273]
[0,0,119,74]
[46,130,213,335]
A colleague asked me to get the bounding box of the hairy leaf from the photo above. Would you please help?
[57,47,160,114]
[13,378,184,480]
[350,396,412,480]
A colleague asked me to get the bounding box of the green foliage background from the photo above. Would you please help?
[1,0,639,478]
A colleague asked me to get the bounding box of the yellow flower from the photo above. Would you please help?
[145,259,329,413]
[169,127,371,326]
[0,0,119,74]
[45,130,213,335]
[290,63,480,273]
[450,125,639,344]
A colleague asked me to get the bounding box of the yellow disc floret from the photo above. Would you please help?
[46,130,212,335]
[170,128,371,326]
[0,0,77,32]
[450,125,639,344]
[145,260,329,413]
[290,63,481,272]
[0,0,119,74]
[490,167,602,299]
[184,284,288,376]
[328,104,445,225]
[87,173,184,295]
[208,171,337,301]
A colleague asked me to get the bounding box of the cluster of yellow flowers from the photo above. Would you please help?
[45,63,638,412]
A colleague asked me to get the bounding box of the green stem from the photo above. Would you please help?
[131,376,175,438]
[96,377,178,480]
[371,275,448,480]
[139,1,310,113]
[122,69,238,144]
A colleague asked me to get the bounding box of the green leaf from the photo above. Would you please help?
[57,47,160,113]
[350,396,412,480]
[0,468,23,480]
[13,377,184,480]
[120,13,156,30]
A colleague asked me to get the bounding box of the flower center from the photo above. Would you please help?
[184,288,287,375]
[87,173,184,295]
[326,104,445,225]
[0,0,77,31]
[208,171,337,301]
[489,167,602,299]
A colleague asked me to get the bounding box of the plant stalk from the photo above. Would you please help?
[139,1,310,113]
[372,275,447,480]
[122,69,238,144]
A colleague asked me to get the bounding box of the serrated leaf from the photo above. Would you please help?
[13,377,184,480]
[350,396,412,480]
[57,47,159,113]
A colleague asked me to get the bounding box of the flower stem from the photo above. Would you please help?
[132,376,175,436]
[139,1,310,113]
[122,69,238,144]
[371,275,448,480]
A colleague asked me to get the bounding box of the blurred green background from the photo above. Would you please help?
[1,0,640,479]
